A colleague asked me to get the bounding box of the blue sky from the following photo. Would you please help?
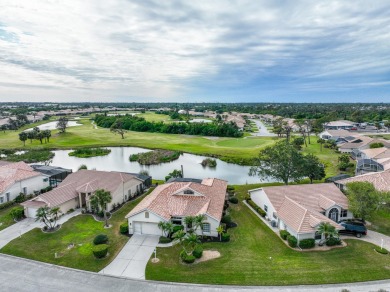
[0,1,389,103]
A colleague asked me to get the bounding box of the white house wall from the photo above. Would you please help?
[0,174,49,203]
[250,189,276,220]
[193,215,220,238]
[107,178,144,211]
[128,211,166,235]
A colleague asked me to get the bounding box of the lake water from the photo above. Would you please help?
[25,121,82,131]
[49,147,266,185]
[189,119,212,123]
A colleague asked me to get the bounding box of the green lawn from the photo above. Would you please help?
[146,184,390,285]
[369,206,390,236]
[137,112,173,123]
[0,194,148,272]
[0,207,16,231]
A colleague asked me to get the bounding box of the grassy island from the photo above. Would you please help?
[68,148,111,158]
[130,149,181,165]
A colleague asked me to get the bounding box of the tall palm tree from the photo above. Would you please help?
[157,221,166,236]
[193,214,206,236]
[216,225,224,242]
[184,216,195,233]
[184,233,201,254]
[35,206,62,230]
[90,189,112,227]
[173,229,186,251]
[317,222,337,240]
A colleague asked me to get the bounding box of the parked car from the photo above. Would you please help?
[339,220,367,238]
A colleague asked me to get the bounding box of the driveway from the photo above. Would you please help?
[0,209,81,249]
[100,234,159,279]
[341,229,390,250]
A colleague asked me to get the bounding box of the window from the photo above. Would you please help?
[6,193,10,202]
[23,187,27,195]
[145,211,149,218]
[341,210,348,217]
[184,189,194,195]
[43,178,49,182]
[0,197,3,203]
[315,231,322,240]
[264,205,268,212]
[171,217,182,225]
[202,223,210,233]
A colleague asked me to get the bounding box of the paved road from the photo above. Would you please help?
[100,234,159,279]
[250,119,276,137]
[0,210,81,249]
[1,254,390,292]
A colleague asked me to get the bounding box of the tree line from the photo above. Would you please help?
[95,114,243,137]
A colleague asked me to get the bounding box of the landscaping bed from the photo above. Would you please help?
[129,149,181,165]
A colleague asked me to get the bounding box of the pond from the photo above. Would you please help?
[49,147,268,185]
[189,118,212,123]
[25,121,82,131]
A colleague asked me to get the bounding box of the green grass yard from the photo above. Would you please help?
[369,207,390,236]
[0,194,147,272]
[145,184,390,285]
[0,207,17,232]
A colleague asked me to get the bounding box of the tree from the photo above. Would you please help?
[346,182,380,220]
[110,119,126,139]
[90,189,112,227]
[184,216,195,233]
[193,214,206,237]
[165,169,183,181]
[35,206,62,230]
[184,233,200,254]
[317,138,325,152]
[216,225,224,242]
[317,222,338,240]
[42,129,52,143]
[36,131,45,144]
[338,154,352,171]
[27,130,35,143]
[56,117,69,133]
[19,132,28,146]
[303,154,326,183]
[249,140,305,185]
[292,137,305,150]
[157,221,174,237]
[78,164,88,170]
[296,119,308,147]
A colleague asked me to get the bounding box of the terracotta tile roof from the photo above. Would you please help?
[277,196,342,234]
[339,136,374,149]
[360,147,390,159]
[336,169,390,192]
[325,130,353,137]
[0,162,41,193]
[21,200,47,208]
[25,170,139,207]
[126,178,227,221]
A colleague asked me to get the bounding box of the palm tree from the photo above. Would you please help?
[173,229,186,251]
[317,138,325,152]
[184,233,201,254]
[35,206,62,230]
[90,189,112,227]
[184,216,195,233]
[193,214,206,236]
[317,222,338,240]
[158,221,166,236]
[165,222,174,237]
[216,225,224,242]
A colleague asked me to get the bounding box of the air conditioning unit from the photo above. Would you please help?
[270,220,277,227]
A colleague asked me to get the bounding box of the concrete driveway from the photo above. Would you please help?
[341,229,390,250]
[100,234,159,279]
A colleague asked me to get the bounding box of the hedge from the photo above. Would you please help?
[92,244,108,258]
[119,222,129,234]
[279,230,290,240]
[221,232,230,242]
[287,235,297,248]
[375,247,389,254]
[192,245,203,259]
[172,225,184,234]
[0,201,15,210]
[93,234,108,245]
[246,199,266,217]
[228,197,238,204]
[159,236,172,244]
[10,207,24,221]
[221,215,232,224]
[326,237,341,246]
[180,250,196,264]
[299,238,315,249]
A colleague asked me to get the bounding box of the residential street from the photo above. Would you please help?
[250,119,276,137]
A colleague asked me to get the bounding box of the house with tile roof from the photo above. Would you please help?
[248,183,351,243]
[22,169,149,218]
[335,168,390,192]
[125,178,227,237]
[0,162,49,204]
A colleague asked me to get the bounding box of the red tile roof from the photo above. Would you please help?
[126,178,227,221]
[337,169,390,192]
[0,162,41,193]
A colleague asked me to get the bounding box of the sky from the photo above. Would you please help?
[0,0,390,103]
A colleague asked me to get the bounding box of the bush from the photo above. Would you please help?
[279,230,290,240]
[287,235,297,248]
[375,247,389,254]
[10,207,24,221]
[0,201,15,210]
[159,236,172,244]
[180,250,196,264]
[67,208,75,214]
[93,234,108,245]
[326,236,341,246]
[221,232,230,242]
[14,193,26,203]
[172,225,184,234]
[228,197,238,204]
[299,238,315,249]
[246,199,266,217]
[92,244,108,258]
[120,222,129,234]
[257,208,266,217]
[221,215,232,224]
[192,245,203,258]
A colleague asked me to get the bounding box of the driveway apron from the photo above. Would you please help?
[100,234,159,279]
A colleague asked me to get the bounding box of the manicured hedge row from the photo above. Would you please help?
[287,235,297,248]
[93,244,108,258]
[326,237,341,246]
[180,250,196,264]
[246,198,266,217]
[120,222,129,234]
[299,238,315,249]
[159,236,172,244]
[279,230,290,240]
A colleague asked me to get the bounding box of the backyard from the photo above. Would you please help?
[0,193,150,272]
[145,183,390,285]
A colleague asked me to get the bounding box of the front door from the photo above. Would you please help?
[328,208,339,222]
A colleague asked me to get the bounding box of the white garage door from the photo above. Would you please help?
[133,222,160,235]
[26,207,38,218]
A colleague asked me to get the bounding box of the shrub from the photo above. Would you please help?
[227,185,235,192]
[279,230,290,240]
[375,247,389,254]
[172,225,184,234]
[257,208,266,217]
[93,234,108,245]
[221,232,230,242]
[299,238,315,249]
[120,222,129,234]
[67,208,75,214]
[228,197,238,204]
[159,236,172,244]
[221,215,232,224]
[10,207,24,221]
[326,236,341,246]
[287,235,297,248]
[0,201,15,210]
[14,193,26,203]
[192,245,203,258]
[92,244,108,258]
[180,250,196,264]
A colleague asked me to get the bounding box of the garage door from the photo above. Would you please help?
[133,222,160,235]
[26,207,38,218]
